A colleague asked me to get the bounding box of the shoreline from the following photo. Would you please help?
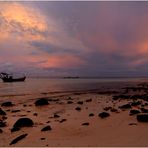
[0,82,148,146]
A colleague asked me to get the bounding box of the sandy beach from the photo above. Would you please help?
[0,80,148,147]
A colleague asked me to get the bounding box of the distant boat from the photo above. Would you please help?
[0,72,26,83]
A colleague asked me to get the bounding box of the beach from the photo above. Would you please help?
[0,78,148,146]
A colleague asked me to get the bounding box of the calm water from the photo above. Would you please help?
[0,77,147,97]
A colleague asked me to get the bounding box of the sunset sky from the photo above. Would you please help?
[1,2,148,77]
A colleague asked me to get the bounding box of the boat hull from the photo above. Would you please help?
[2,77,26,82]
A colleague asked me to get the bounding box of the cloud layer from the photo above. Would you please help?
[1,2,148,77]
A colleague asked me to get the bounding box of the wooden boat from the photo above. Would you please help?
[0,72,26,82]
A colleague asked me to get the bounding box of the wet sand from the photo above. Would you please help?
[0,82,148,146]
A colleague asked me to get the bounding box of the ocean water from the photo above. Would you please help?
[0,77,147,98]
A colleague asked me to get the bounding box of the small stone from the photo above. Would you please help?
[41,138,46,140]
[75,107,81,111]
[86,99,92,102]
[0,129,3,133]
[104,107,112,111]
[1,101,13,107]
[129,109,140,115]
[9,133,28,145]
[119,104,131,109]
[59,119,67,123]
[33,113,38,116]
[98,112,110,118]
[35,98,49,106]
[41,125,52,131]
[77,101,83,105]
[0,121,6,127]
[82,122,89,126]
[54,114,60,118]
[0,108,6,115]
[137,114,148,122]
[67,101,73,104]
[89,113,94,117]
[11,110,21,113]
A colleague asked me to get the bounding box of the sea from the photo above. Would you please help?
[0,77,147,98]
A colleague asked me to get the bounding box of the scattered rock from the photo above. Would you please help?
[67,101,73,104]
[141,108,148,113]
[33,113,38,116]
[54,114,60,118]
[23,104,27,107]
[0,108,6,115]
[104,107,112,111]
[75,107,81,111]
[0,129,3,133]
[12,118,34,129]
[119,104,131,109]
[89,113,94,117]
[9,133,28,145]
[110,108,118,113]
[85,99,92,102]
[129,123,137,126]
[59,119,67,123]
[41,138,46,140]
[82,122,89,126]
[1,101,13,107]
[11,110,21,113]
[0,120,6,127]
[130,109,140,115]
[67,97,72,100]
[41,125,52,131]
[137,114,148,122]
[35,98,49,106]
[98,112,110,118]
[131,101,141,106]
[2,116,7,120]
[77,101,83,105]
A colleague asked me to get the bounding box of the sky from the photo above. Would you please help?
[0,1,148,77]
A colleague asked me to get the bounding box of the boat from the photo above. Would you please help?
[0,72,26,82]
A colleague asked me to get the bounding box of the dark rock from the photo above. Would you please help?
[0,120,6,127]
[41,138,45,140]
[23,104,27,107]
[67,101,73,104]
[110,108,118,112]
[1,101,13,107]
[13,118,34,129]
[59,119,67,123]
[112,95,130,100]
[9,133,28,145]
[11,110,21,113]
[82,122,89,126]
[11,127,20,132]
[67,97,73,100]
[35,98,49,106]
[54,114,60,118]
[129,123,137,126]
[85,99,92,102]
[0,108,6,115]
[2,116,7,120]
[137,114,148,122]
[77,101,83,105]
[75,107,81,111]
[98,112,110,118]
[41,125,52,131]
[119,104,131,109]
[131,101,141,106]
[89,113,94,117]
[0,129,3,133]
[33,113,38,116]
[141,108,148,113]
[104,107,112,111]
[130,109,140,115]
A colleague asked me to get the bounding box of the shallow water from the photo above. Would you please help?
[0,77,147,98]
